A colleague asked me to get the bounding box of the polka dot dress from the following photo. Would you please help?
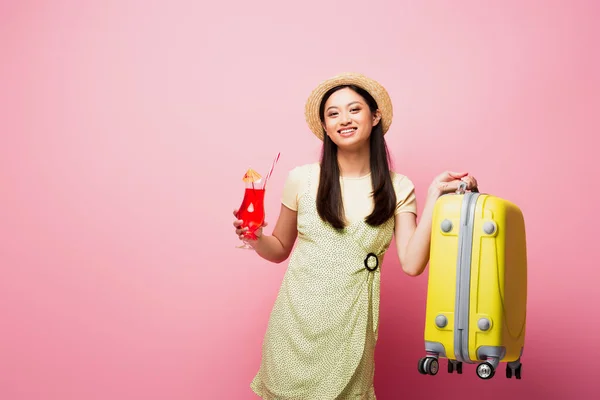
[251,164,396,399]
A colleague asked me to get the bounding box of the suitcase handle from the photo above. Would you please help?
[456,181,479,194]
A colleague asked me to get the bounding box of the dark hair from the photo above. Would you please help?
[316,85,397,230]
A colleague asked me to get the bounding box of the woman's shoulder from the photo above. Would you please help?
[390,170,414,186]
[281,162,319,206]
[390,170,418,213]
[287,162,320,179]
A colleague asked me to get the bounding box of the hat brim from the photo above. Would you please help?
[304,72,393,141]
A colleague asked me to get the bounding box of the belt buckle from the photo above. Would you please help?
[364,253,379,272]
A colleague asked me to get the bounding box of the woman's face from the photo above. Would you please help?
[321,87,381,150]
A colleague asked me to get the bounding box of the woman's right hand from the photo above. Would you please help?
[233,209,268,241]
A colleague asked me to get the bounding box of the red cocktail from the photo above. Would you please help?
[237,186,265,240]
[235,154,280,250]
[236,168,266,249]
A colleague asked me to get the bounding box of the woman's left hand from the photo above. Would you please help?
[428,171,478,198]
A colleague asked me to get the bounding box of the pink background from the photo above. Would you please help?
[1,0,598,399]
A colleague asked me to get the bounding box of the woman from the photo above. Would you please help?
[233,72,477,399]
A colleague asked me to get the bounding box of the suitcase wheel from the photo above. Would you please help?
[506,362,522,379]
[448,360,463,374]
[418,357,439,376]
[418,358,427,375]
[476,362,495,379]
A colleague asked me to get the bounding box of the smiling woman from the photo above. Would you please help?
[231,72,478,399]
[322,87,381,143]
[317,84,394,230]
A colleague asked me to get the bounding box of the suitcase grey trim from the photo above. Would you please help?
[476,346,506,369]
[454,191,480,363]
[425,341,447,358]
[477,346,506,360]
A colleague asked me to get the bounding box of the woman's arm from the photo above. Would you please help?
[395,171,477,276]
[394,188,439,276]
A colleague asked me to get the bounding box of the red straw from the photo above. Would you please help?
[263,152,280,190]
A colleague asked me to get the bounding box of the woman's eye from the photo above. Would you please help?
[328,112,338,117]
[350,108,360,113]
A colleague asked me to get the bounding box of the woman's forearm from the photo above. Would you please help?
[252,234,290,264]
[403,190,441,276]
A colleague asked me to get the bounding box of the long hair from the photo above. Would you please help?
[316,85,397,230]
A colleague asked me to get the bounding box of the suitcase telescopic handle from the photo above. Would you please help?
[456,181,479,194]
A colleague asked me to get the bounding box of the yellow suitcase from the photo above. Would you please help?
[418,183,527,380]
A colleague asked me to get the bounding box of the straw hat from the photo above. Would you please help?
[304,72,393,141]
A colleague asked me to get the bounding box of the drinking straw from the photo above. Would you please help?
[263,152,280,190]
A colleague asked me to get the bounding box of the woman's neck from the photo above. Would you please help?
[336,146,371,178]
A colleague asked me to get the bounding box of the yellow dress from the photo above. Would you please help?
[251,163,417,399]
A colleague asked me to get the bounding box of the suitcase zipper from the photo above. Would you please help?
[454,190,480,363]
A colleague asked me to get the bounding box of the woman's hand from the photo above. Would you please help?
[233,209,268,243]
[428,171,478,198]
